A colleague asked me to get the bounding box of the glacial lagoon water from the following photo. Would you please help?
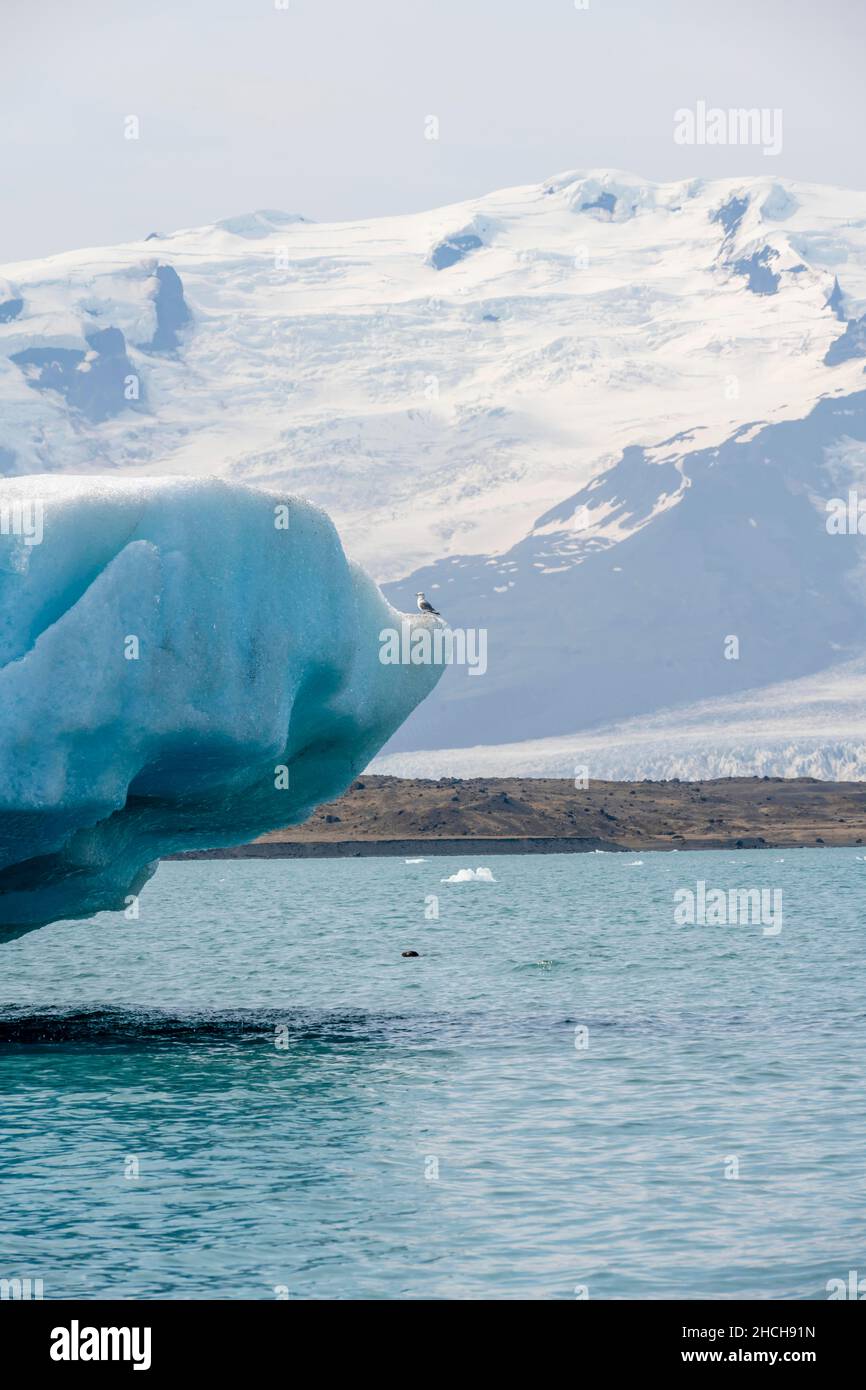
[1,848,865,1300]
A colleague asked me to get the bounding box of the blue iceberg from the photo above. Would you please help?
[0,477,443,938]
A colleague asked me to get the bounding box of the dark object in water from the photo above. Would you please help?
[401,950,420,958]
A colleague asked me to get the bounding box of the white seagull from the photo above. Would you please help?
[416,591,441,616]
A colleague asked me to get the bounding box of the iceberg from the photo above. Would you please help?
[440,867,496,883]
[0,476,444,939]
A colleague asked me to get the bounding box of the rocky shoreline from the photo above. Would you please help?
[168,775,866,858]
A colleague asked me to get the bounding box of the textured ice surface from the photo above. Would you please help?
[0,477,442,938]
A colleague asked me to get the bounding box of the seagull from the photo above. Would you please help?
[416,591,441,616]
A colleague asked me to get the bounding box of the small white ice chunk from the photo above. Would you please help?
[441,866,496,883]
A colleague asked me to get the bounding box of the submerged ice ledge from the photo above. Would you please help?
[0,476,443,939]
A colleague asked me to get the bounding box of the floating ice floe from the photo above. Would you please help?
[441,866,496,883]
[0,476,443,939]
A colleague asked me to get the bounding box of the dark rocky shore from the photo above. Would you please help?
[170,775,866,858]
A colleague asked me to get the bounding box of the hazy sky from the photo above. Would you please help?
[4,0,865,262]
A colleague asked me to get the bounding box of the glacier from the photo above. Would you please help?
[372,655,866,782]
[4,170,866,584]
[0,476,443,939]
[4,170,866,774]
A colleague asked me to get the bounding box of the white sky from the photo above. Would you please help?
[3,0,865,261]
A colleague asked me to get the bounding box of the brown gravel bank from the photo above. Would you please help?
[169,775,866,858]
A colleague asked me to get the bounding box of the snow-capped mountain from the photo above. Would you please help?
[2,169,866,776]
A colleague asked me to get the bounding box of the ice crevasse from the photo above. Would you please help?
[0,476,443,939]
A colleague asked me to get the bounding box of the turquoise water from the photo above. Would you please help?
[1,848,865,1300]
